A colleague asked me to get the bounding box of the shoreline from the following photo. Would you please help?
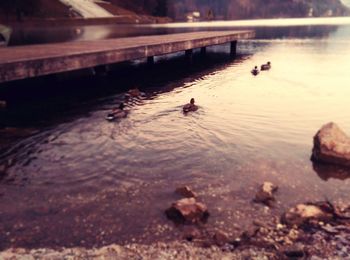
[1,15,349,28]
[0,16,172,27]
[1,202,349,260]
[0,241,273,259]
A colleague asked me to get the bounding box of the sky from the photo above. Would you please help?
[342,0,350,7]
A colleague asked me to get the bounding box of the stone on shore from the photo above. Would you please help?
[254,182,278,205]
[175,186,197,198]
[165,198,209,224]
[312,122,350,167]
[281,203,333,226]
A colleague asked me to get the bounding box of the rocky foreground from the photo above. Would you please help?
[2,186,350,259]
[2,123,350,259]
[1,214,350,260]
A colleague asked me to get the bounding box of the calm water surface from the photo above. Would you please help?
[1,18,350,249]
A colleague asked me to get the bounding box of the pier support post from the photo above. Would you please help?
[200,47,206,56]
[185,49,193,63]
[92,65,109,76]
[230,41,237,58]
[147,56,155,65]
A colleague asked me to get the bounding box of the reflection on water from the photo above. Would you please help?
[146,17,350,28]
[9,25,157,46]
[1,18,350,250]
[313,162,350,181]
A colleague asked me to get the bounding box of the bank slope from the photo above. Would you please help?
[58,0,113,18]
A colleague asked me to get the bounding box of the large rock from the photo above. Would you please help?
[312,122,350,167]
[254,182,278,205]
[165,198,209,224]
[281,203,333,226]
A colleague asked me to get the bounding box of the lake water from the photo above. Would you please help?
[1,17,350,249]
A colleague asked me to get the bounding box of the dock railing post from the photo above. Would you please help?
[185,49,193,63]
[230,41,237,58]
[92,65,109,76]
[147,56,155,65]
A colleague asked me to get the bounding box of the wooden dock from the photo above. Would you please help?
[0,30,254,83]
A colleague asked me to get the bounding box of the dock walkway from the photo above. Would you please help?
[0,30,254,83]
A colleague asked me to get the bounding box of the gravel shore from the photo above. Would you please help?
[0,242,273,260]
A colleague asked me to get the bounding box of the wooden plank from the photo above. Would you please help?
[0,31,254,83]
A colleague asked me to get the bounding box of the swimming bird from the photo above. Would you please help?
[127,88,141,97]
[106,103,127,121]
[183,98,198,113]
[261,62,271,71]
[251,66,259,76]
[124,88,145,104]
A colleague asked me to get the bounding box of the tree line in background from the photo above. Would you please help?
[0,0,40,18]
[107,0,168,16]
[0,0,70,19]
[173,0,348,20]
[110,0,350,20]
[0,0,348,20]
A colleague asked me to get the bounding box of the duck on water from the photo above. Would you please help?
[106,103,128,121]
[183,98,198,113]
[251,62,272,76]
[251,66,259,76]
[261,62,271,71]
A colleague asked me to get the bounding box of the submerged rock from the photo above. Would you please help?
[165,198,209,224]
[213,230,230,246]
[281,203,333,226]
[282,244,306,258]
[254,182,278,205]
[175,186,197,198]
[182,226,202,241]
[312,122,350,167]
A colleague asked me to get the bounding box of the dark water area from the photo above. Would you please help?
[1,18,350,250]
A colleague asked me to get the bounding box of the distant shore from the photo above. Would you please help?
[0,16,172,27]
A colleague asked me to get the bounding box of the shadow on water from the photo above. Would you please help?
[0,49,248,156]
[313,162,350,181]
[0,52,243,126]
